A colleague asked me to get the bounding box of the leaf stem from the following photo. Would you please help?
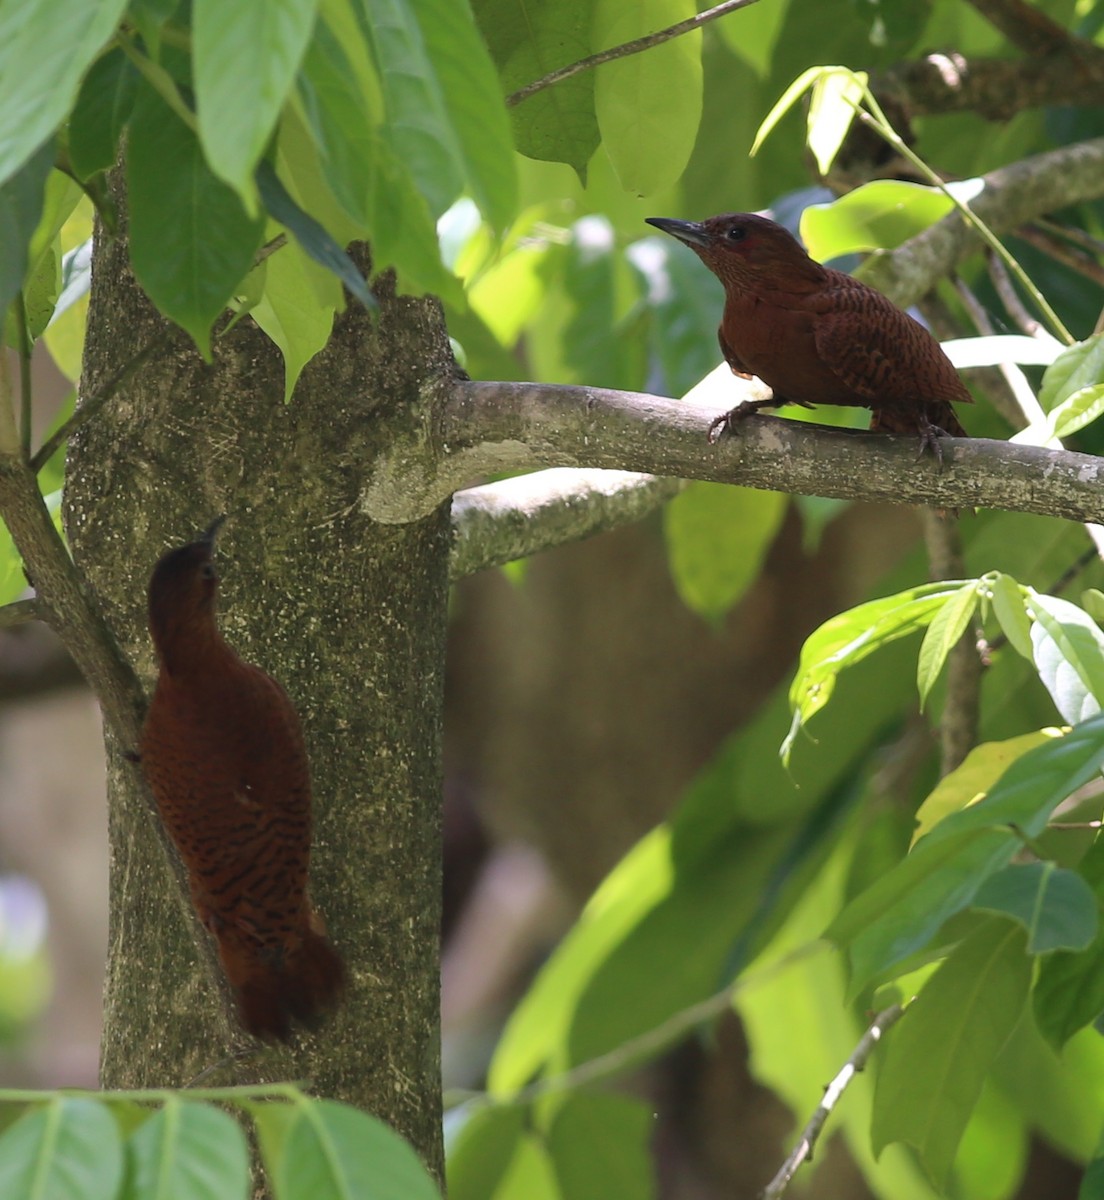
[854,88,1074,345]
[14,294,32,459]
[116,35,198,132]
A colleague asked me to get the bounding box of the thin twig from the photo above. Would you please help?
[31,333,169,473]
[506,0,762,107]
[760,1004,907,1199]
[1015,223,1104,291]
[0,598,40,628]
[986,252,1043,337]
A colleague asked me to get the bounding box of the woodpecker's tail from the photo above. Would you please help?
[218,916,346,1042]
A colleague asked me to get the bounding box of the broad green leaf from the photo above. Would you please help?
[1039,334,1104,412]
[474,0,598,177]
[663,483,786,623]
[988,573,1033,660]
[362,0,467,216]
[296,18,379,227]
[128,85,265,357]
[248,1100,297,1183]
[593,0,702,196]
[0,1098,122,1200]
[251,241,338,400]
[783,581,965,763]
[446,1105,527,1200]
[801,181,954,260]
[194,0,320,205]
[0,0,126,187]
[911,730,1059,843]
[14,169,85,343]
[916,581,979,708]
[279,1100,440,1200]
[1085,589,1104,627]
[468,237,558,346]
[0,140,52,321]
[949,1081,1028,1200]
[806,67,865,175]
[872,922,1031,1190]
[547,1093,654,1200]
[1035,837,1104,1050]
[409,0,516,229]
[716,0,791,78]
[68,47,138,181]
[1083,1152,1104,1200]
[1026,591,1104,723]
[1050,385,1104,439]
[832,715,1104,990]
[973,862,1098,953]
[44,240,92,381]
[127,1099,249,1200]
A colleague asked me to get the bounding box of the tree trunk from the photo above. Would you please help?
[65,200,452,1176]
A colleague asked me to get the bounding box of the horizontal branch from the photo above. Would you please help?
[449,469,681,579]
[364,374,1104,532]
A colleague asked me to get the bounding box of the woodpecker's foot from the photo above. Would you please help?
[915,418,949,467]
[123,749,141,764]
[707,400,772,444]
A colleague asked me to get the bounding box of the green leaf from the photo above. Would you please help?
[1039,334,1104,413]
[973,862,1098,953]
[833,717,1104,990]
[409,0,516,229]
[127,84,265,357]
[593,0,702,197]
[446,1105,527,1200]
[362,0,467,216]
[251,240,338,401]
[296,18,379,228]
[988,573,1033,661]
[474,0,598,178]
[194,0,320,205]
[1026,591,1104,723]
[663,483,786,624]
[278,1100,440,1200]
[0,1098,122,1200]
[255,160,374,310]
[1035,837,1104,1050]
[0,0,127,187]
[783,581,965,763]
[801,180,954,260]
[0,140,53,321]
[127,1099,250,1200]
[916,581,979,709]
[752,64,861,158]
[806,67,865,175]
[547,1093,654,1200]
[872,922,1031,1190]
[68,47,139,181]
[911,730,1058,843]
[1050,384,1104,439]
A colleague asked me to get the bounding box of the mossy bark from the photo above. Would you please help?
[66,208,453,1176]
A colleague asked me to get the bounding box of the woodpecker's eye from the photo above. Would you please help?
[725,226,747,242]
[200,562,217,580]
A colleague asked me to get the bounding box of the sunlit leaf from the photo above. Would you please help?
[547,1093,654,1200]
[988,573,1033,660]
[1026,591,1104,723]
[801,180,954,260]
[127,1099,250,1200]
[446,1105,527,1200]
[916,581,979,709]
[806,67,865,175]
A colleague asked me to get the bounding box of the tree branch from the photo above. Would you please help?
[449,469,681,579]
[761,1004,906,1199]
[366,373,1104,531]
[506,0,763,107]
[0,455,144,743]
[861,138,1104,306]
[0,597,41,628]
[964,0,1078,55]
